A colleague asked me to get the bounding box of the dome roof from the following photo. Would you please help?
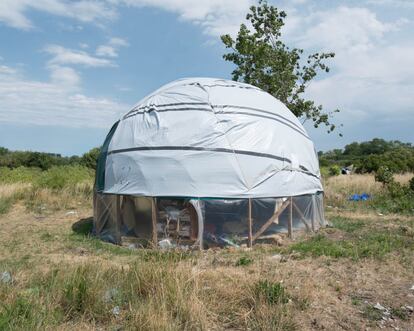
[97,77,322,198]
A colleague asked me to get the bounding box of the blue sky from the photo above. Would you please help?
[0,0,413,155]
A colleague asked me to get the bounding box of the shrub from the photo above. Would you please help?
[409,177,414,192]
[0,167,41,184]
[375,166,394,186]
[328,165,340,176]
[372,175,414,214]
[34,165,94,190]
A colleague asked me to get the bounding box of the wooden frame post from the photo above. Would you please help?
[311,196,316,232]
[248,198,253,247]
[292,201,311,232]
[288,197,293,239]
[116,195,122,243]
[252,199,290,242]
[151,198,158,248]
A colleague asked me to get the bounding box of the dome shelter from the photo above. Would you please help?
[93,78,326,248]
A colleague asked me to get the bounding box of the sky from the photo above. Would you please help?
[0,0,413,155]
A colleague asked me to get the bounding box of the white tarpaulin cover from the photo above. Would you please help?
[96,77,323,198]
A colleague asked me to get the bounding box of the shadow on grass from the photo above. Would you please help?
[71,217,93,236]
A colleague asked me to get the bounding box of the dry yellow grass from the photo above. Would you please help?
[1,199,414,330]
[323,172,413,209]
[323,174,381,208]
[1,176,414,330]
[324,173,413,194]
[394,173,413,184]
[25,184,93,212]
[0,183,31,199]
[0,181,93,214]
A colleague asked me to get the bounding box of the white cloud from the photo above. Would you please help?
[0,65,17,75]
[295,6,398,52]
[306,44,414,116]
[1,0,413,147]
[95,37,129,58]
[109,37,129,47]
[48,65,80,89]
[0,2,31,29]
[366,0,414,9]
[0,0,117,30]
[96,45,118,58]
[107,0,254,36]
[45,45,115,67]
[0,64,127,128]
[0,0,250,36]
[285,6,414,140]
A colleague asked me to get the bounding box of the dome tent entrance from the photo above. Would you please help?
[93,78,326,248]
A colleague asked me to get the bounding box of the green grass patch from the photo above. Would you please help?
[0,297,38,330]
[235,256,253,266]
[330,216,365,233]
[362,305,383,321]
[0,196,14,214]
[391,307,409,320]
[289,234,351,258]
[254,280,290,305]
[68,233,136,255]
[372,190,414,215]
[288,224,414,260]
[39,232,53,242]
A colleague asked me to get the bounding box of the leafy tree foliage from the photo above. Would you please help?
[0,147,101,170]
[221,0,340,132]
[0,147,8,156]
[80,147,101,169]
[319,139,414,173]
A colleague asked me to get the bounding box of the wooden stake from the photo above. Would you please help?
[248,198,253,247]
[151,198,158,248]
[288,197,293,239]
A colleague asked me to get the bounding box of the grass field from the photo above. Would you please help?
[0,171,414,330]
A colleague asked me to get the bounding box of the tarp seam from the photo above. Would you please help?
[123,105,310,140]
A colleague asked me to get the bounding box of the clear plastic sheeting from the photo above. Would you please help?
[93,192,325,248]
[93,193,121,244]
[202,193,325,247]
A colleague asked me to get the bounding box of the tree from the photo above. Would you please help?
[0,147,9,156]
[221,0,340,133]
[80,147,101,169]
